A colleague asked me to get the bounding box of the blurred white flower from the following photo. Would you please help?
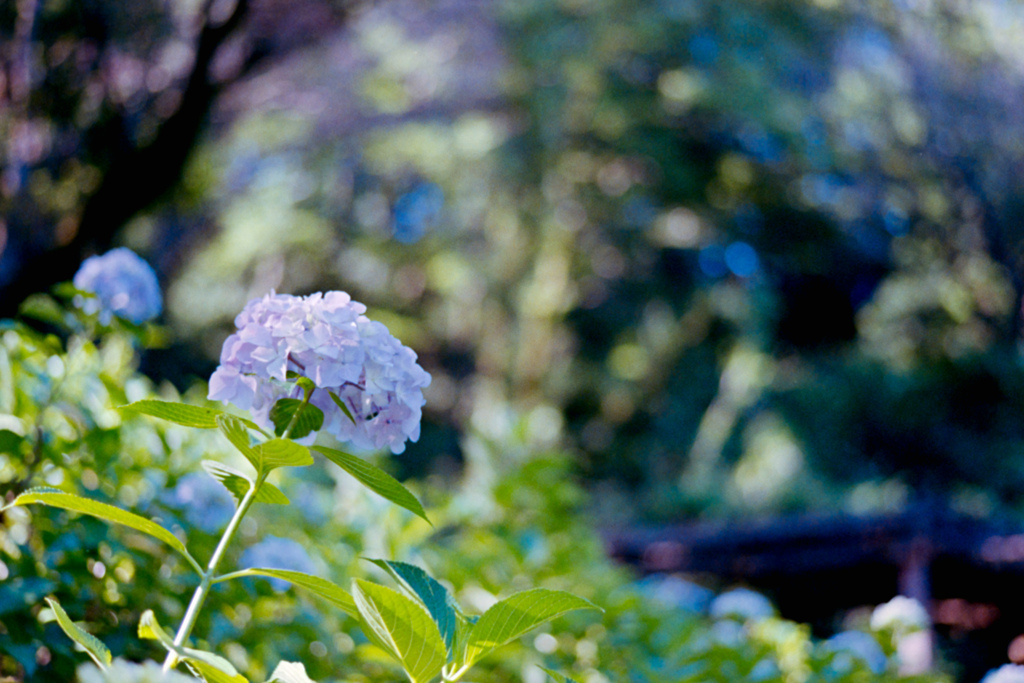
[982,664,1024,683]
[870,595,930,633]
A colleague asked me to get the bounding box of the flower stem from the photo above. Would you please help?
[162,479,262,672]
[281,391,312,440]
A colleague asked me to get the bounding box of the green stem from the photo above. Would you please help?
[210,569,252,584]
[280,391,312,440]
[162,478,262,672]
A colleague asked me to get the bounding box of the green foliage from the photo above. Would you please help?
[201,461,290,506]
[461,589,599,670]
[313,446,429,523]
[6,488,201,574]
[122,400,226,430]
[364,560,458,658]
[0,305,951,683]
[223,569,358,618]
[138,610,245,682]
[45,597,112,670]
[351,579,447,683]
[269,400,324,441]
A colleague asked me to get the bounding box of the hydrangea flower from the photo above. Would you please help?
[982,664,1024,683]
[824,631,887,674]
[73,248,162,324]
[208,291,431,454]
[870,595,930,634]
[240,536,316,591]
[639,574,713,613]
[164,472,235,534]
[710,588,775,622]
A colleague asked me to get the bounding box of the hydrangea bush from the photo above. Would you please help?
[0,259,981,683]
[3,279,597,683]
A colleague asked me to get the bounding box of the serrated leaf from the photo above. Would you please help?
[327,391,357,425]
[463,589,600,668]
[228,569,358,618]
[45,597,111,669]
[139,611,247,682]
[267,661,317,683]
[216,416,312,473]
[269,399,323,440]
[540,667,581,683]
[259,438,313,469]
[202,461,289,505]
[6,489,198,572]
[352,579,447,683]
[313,446,429,523]
[122,400,223,429]
[217,414,262,472]
[365,559,457,658]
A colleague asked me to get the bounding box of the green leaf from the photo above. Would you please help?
[312,446,429,523]
[352,579,447,683]
[540,667,581,683]
[327,390,357,424]
[463,589,600,668]
[139,611,247,683]
[267,661,317,683]
[365,559,457,658]
[187,660,250,683]
[0,429,24,454]
[45,597,111,669]
[269,398,324,440]
[225,569,359,618]
[217,414,262,472]
[122,400,223,429]
[259,438,314,469]
[201,461,289,505]
[19,294,67,327]
[5,489,200,574]
[217,416,312,473]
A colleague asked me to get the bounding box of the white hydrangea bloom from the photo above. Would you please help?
[982,664,1024,683]
[208,291,431,453]
[870,595,930,633]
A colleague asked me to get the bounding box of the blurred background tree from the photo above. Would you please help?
[7,0,1024,532]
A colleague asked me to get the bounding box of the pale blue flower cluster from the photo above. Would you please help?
[240,536,316,590]
[824,631,887,674]
[208,291,431,454]
[72,248,162,324]
[166,472,235,534]
[709,588,775,622]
